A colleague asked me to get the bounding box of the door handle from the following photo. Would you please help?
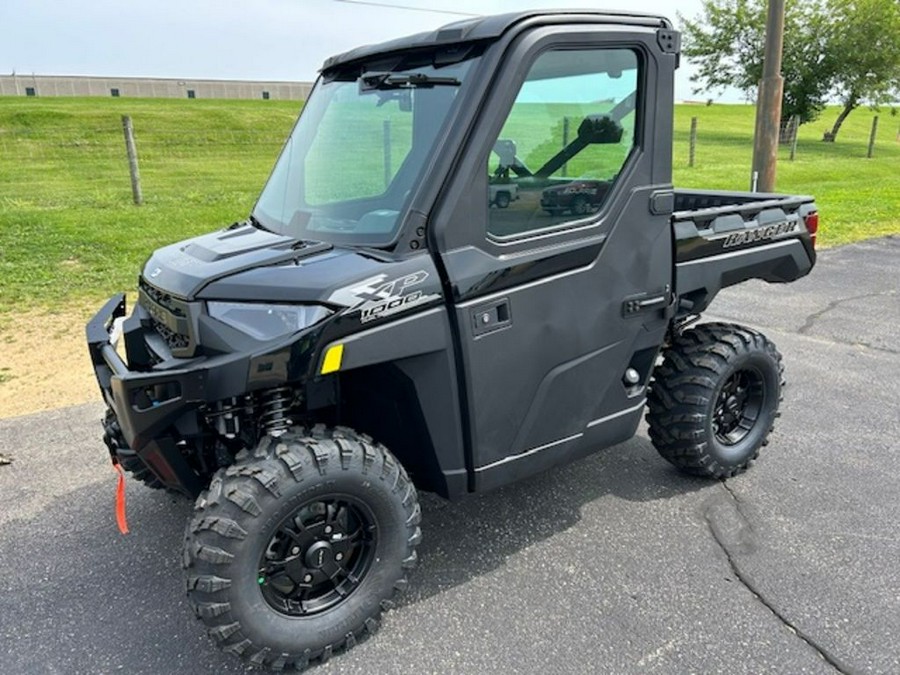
[471,298,511,336]
[622,289,672,318]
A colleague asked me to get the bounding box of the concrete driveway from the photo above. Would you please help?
[1,237,898,674]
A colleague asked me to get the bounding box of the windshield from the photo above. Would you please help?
[253,52,479,246]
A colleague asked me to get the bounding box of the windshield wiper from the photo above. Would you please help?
[360,71,460,91]
[248,213,273,232]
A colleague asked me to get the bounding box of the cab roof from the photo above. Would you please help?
[321,9,672,72]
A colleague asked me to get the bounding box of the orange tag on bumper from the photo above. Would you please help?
[113,463,129,534]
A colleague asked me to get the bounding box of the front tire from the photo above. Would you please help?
[103,409,165,490]
[183,425,421,670]
[646,323,783,478]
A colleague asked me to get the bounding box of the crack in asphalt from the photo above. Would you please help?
[706,482,856,675]
[798,291,896,336]
[712,293,900,356]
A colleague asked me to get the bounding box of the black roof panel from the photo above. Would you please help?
[321,9,671,72]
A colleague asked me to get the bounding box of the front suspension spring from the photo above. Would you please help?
[260,386,293,436]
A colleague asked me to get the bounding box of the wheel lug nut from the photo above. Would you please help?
[304,574,313,583]
[324,526,333,534]
[335,552,344,561]
[291,546,300,555]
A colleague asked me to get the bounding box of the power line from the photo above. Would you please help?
[333,0,479,17]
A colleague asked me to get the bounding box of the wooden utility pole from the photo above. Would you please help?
[751,0,785,192]
[121,115,143,205]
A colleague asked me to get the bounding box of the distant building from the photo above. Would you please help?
[0,74,313,100]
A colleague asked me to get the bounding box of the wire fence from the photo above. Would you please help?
[0,120,289,208]
[0,128,286,161]
[1,109,897,207]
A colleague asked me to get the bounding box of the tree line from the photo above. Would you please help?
[681,0,900,141]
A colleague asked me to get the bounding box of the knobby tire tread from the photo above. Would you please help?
[182,425,421,671]
[646,322,784,478]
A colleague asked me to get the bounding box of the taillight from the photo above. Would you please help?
[804,212,819,248]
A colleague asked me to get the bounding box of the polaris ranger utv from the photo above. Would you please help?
[87,10,818,670]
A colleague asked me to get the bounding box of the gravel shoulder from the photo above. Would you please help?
[0,304,98,419]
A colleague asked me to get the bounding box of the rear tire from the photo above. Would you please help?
[183,425,421,671]
[646,322,783,478]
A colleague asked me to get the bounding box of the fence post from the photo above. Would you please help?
[121,115,142,205]
[562,116,570,177]
[383,120,392,188]
[789,115,799,161]
[689,117,698,167]
[867,116,879,158]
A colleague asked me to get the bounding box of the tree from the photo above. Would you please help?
[681,0,900,141]
[680,0,834,127]
[822,0,900,141]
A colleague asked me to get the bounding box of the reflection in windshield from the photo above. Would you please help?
[253,56,476,246]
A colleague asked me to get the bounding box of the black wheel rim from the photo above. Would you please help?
[257,496,377,617]
[712,368,765,446]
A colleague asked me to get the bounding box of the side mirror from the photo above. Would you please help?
[578,115,624,144]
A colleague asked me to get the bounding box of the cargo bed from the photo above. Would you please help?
[671,189,818,315]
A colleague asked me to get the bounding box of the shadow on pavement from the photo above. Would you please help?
[0,434,707,673]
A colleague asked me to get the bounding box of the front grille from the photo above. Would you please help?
[139,278,187,317]
[151,318,192,351]
[138,277,196,357]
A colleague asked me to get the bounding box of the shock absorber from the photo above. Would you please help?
[260,386,293,437]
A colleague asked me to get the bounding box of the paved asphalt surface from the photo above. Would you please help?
[1,237,898,674]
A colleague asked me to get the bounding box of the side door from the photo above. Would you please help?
[432,26,678,490]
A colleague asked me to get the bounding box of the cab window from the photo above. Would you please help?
[487,48,639,239]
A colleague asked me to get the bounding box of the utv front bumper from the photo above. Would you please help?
[87,292,329,494]
[86,294,210,493]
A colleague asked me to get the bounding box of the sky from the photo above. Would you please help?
[0,0,740,102]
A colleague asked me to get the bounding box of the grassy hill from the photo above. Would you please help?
[0,96,897,310]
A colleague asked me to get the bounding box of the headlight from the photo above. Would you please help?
[207,302,331,340]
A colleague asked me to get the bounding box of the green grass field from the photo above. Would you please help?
[0,96,897,312]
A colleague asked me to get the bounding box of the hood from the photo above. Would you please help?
[141,224,332,299]
[142,223,442,309]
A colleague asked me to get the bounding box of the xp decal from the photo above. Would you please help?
[330,271,438,323]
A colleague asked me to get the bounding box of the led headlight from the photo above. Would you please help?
[207,302,332,341]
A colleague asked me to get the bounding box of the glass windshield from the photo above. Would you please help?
[253,53,478,246]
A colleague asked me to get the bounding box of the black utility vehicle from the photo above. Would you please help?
[87,10,818,670]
